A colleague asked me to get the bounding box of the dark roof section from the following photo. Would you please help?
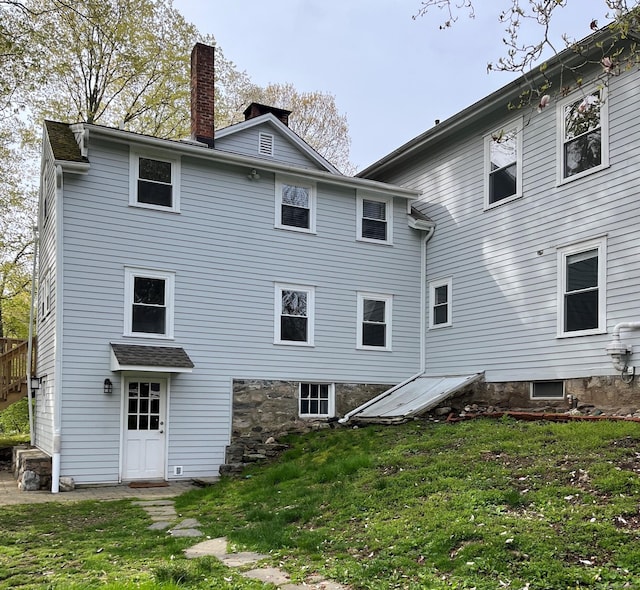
[410,206,433,223]
[111,344,195,369]
[45,120,88,163]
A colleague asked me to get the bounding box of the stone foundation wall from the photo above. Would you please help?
[12,446,52,491]
[445,376,640,414]
[225,379,388,472]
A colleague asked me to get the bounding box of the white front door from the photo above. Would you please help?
[123,379,166,480]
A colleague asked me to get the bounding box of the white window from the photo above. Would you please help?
[531,381,565,400]
[274,283,315,346]
[258,132,274,156]
[557,87,609,183]
[429,277,452,328]
[299,383,335,418]
[130,151,180,212]
[484,120,522,209]
[124,268,175,338]
[357,292,392,350]
[357,194,393,244]
[275,176,316,233]
[557,237,606,337]
[40,271,51,319]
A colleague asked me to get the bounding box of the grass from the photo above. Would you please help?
[2,418,640,589]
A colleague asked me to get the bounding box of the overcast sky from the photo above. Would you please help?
[173,1,612,171]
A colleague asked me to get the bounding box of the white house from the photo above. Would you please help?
[34,44,430,488]
[359,26,640,409]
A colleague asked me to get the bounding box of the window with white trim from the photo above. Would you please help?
[130,151,180,212]
[258,132,274,156]
[557,237,606,337]
[357,194,393,244]
[357,292,392,350]
[429,277,452,328]
[124,268,175,338]
[274,283,315,345]
[484,121,522,208]
[275,176,316,232]
[558,88,608,182]
[299,383,335,418]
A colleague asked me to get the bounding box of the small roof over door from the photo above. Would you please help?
[110,343,194,373]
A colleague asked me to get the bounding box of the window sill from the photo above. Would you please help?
[556,163,610,187]
[274,224,317,235]
[129,203,180,214]
[483,193,522,211]
[274,341,315,347]
[124,333,175,340]
[556,328,606,339]
[429,323,452,330]
[356,237,393,246]
[357,345,392,352]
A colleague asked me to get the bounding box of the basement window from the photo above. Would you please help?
[530,381,565,400]
[299,383,335,418]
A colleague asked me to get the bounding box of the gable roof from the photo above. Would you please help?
[46,121,420,200]
[44,120,88,164]
[214,112,342,175]
[358,26,620,179]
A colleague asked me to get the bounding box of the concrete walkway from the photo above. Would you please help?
[0,470,200,505]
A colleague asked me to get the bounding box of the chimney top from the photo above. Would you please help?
[243,102,291,127]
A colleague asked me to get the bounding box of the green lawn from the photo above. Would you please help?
[2,418,640,589]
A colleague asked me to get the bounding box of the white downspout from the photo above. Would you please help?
[26,226,39,446]
[420,225,435,373]
[51,165,65,493]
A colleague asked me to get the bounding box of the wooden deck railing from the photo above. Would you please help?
[0,338,35,402]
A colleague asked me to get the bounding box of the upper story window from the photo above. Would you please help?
[274,283,315,346]
[299,383,335,418]
[557,237,606,337]
[124,268,175,338]
[40,271,52,320]
[357,292,392,350]
[130,151,180,212]
[357,194,393,244]
[484,121,522,209]
[429,277,452,328]
[558,88,609,183]
[258,132,274,156]
[275,176,316,233]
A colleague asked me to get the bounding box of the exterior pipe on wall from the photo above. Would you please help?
[606,322,640,380]
[26,226,39,446]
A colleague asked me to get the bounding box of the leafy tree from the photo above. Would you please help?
[414,1,640,109]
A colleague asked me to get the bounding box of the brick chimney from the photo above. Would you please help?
[191,43,215,147]
[243,103,291,127]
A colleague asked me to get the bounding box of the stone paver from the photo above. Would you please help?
[242,567,291,585]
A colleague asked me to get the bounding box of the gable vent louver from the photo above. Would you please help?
[258,132,274,156]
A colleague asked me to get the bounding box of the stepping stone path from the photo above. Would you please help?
[135,499,348,589]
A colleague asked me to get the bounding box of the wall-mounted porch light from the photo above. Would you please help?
[103,378,113,394]
[30,376,41,391]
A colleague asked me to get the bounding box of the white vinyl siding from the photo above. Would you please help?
[357,193,393,244]
[557,86,609,184]
[484,119,522,209]
[357,292,392,350]
[557,237,607,338]
[429,277,452,329]
[129,150,180,212]
[124,267,175,338]
[364,64,636,383]
[275,176,316,233]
